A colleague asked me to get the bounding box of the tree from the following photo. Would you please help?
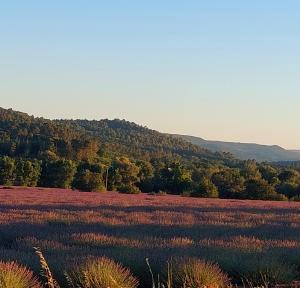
[278,169,300,183]
[72,170,105,192]
[276,182,298,198]
[244,178,286,201]
[259,164,279,185]
[73,140,99,162]
[212,169,245,199]
[276,169,300,199]
[40,159,77,188]
[156,162,193,194]
[240,160,261,180]
[136,160,154,192]
[192,166,220,181]
[15,159,41,187]
[109,157,141,193]
[191,178,219,198]
[0,156,16,186]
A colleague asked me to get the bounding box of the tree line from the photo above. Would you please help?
[1,156,300,201]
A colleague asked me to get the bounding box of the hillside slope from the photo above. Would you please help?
[57,119,233,163]
[175,134,300,162]
[0,107,232,164]
[0,107,89,159]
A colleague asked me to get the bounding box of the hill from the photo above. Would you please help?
[57,118,233,164]
[0,107,94,160]
[0,107,232,164]
[174,134,300,162]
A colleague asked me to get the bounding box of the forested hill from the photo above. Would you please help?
[0,107,233,164]
[57,118,233,163]
[0,107,94,160]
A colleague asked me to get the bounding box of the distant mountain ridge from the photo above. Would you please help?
[173,135,300,162]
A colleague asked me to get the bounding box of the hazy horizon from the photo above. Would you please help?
[1,1,300,149]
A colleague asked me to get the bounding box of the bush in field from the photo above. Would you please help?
[0,261,42,288]
[0,156,16,186]
[172,258,230,288]
[66,257,139,288]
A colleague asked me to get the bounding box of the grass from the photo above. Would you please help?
[0,186,299,287]
[66,256,139,288]
[171,258,230,288]
[0,261,42,288]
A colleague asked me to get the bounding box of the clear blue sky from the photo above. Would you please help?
[1,1,300,149]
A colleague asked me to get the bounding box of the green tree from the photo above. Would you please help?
[136,160,154,192]
[0,156,16,186]
[73,169,105,192]
[259,164,279,184]
[276,169,300,199]
[110,157,141,193]
[244,178,286,201]
[240,160,261,180]
[192,166,220,181]
[278,169,300,183]
[40,159,77,188]
[212,169,245,198]
[157,162,193,194]
[15,159,41,187]
[277,182,298,198]
[191,177,219,198]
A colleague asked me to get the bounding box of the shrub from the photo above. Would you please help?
[119,184,141,194]
[66,257,139,288]
[0,156,16,186]
[0,261,42,288]
[172,258,230,288]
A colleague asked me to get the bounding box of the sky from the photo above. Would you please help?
[0,1,300,149]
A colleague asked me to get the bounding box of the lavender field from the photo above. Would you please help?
[0,187,300,286]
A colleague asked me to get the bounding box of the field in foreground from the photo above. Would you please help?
[0,187,300,286]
